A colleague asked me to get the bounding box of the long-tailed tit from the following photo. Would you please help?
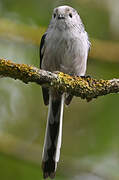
[40,5,90,179]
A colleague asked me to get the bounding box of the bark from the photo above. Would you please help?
[0,58,119,101]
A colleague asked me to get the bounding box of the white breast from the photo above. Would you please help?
[42,28,89,76]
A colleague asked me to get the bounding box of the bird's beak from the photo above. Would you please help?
[58,14,65,20]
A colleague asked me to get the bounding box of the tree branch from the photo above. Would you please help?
[0,58,119,101]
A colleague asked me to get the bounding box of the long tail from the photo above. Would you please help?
[42,93,64,179]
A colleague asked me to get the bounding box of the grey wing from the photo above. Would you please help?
[40,33,49,105]
[40,33,47,69]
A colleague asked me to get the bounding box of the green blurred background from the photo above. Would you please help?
[0,0,119,179]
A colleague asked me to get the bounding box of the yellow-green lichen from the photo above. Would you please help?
[0,58,117,101]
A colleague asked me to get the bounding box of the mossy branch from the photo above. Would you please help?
[0,58,119,101]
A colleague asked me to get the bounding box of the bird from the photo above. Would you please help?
[40,5,90,179]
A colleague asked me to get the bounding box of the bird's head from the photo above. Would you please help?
[50,5,83,31]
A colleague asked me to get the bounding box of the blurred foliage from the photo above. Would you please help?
[0,0,112,40]
[0,152,42,180]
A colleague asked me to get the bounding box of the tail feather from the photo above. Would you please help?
[42,93,64,179]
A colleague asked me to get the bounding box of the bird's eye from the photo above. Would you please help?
[54,13,56,18]
[69,13,72,18]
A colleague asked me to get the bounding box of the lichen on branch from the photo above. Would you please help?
[0,58,119,101]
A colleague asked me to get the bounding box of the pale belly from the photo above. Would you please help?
[41,32,88,76]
